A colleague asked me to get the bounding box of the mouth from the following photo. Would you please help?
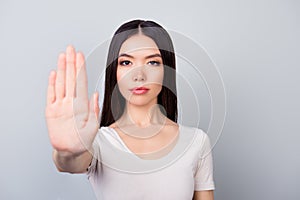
[129,87,150,95]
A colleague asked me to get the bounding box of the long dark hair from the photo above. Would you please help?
[100,19,177,127]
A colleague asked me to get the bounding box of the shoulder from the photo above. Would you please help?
[95,125,119,141]
[108,122,117,128]
[180,124,208,139]
[179,125,211,153]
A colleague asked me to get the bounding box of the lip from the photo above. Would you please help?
[129,87,150,95]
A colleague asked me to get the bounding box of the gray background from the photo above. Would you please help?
[0,0,299,199]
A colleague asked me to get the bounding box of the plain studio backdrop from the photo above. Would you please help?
[0,0,299,199]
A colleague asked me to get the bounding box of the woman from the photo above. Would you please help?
[45,19,215,200]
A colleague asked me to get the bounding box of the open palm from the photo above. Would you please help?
[45,46,99,155]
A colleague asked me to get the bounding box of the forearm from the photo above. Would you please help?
[53,149,93,173]
[193,190,214,200]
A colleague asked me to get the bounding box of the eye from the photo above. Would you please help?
[119,60,132,66]
[147,60,161,66]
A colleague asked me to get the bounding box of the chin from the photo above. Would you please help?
[127,98,154,107]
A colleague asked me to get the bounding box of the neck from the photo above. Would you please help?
[118,99,166,128]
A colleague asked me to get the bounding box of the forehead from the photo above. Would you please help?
[119,34,160,55]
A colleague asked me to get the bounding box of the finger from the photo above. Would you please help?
[94,92,100,122]
[89,92,100,126]
[55,53,66,99]
[47,70,56,105]
[66,45,76,98]
[75,52,88,101]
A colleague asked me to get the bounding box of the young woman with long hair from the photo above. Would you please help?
[45,19,215,200]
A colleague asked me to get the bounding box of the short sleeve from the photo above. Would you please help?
[194,131,215,191]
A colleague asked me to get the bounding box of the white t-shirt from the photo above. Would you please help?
[86,124,215,200]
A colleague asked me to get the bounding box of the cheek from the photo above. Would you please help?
[146,68,164,97]
[148,68,164,85]
[116,67,122,82]
[116,68,131,98]
[116,68,128,87]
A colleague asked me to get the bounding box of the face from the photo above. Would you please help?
[117,34,164,106]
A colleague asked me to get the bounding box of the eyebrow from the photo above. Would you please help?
[118,53,162,59]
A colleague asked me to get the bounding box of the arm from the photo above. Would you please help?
[53,149,93,173]
[194,132,215,199]
[45,45,100,174]
[193,190,214,200]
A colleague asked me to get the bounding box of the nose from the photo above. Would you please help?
[133,73,145,81]
[132,66,146,82]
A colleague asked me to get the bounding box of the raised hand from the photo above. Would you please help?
[45,45,100,156]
